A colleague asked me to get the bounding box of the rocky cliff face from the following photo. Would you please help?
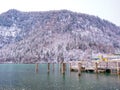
[0,9,120,63]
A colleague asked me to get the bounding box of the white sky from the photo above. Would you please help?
[0,0,120,26]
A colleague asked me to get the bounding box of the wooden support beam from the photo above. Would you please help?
[95,62,98,73]
[62,63,66,74]
[78,63,82,76]
[35,63,39,73]
[48,63,50,73]
[110,62,116,74]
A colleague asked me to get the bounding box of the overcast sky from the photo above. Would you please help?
[0,0,120,26]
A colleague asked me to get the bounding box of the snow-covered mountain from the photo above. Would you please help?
[0,9,120,63]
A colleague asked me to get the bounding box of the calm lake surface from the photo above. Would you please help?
[0,64,120,90]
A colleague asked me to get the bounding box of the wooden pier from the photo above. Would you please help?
[69,59,120,75]
[34,58,120,76]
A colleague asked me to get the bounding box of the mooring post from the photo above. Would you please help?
[78,62,82,76]
[35,63,39,73]
[62,63,66,74]
[48,63,50,73]
[95,62,98,73]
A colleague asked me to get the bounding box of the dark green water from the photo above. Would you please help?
[0,64,120,90]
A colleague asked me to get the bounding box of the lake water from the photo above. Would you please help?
[0,64,120,90]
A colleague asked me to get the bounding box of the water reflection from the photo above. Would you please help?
[95,73,99,79]
[62,74,65,81]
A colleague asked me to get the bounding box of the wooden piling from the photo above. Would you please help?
[62,63,66,74]
[95,62,98,73]
[78,63,82,76]
[48,63,50,73]
[35,63,39,73]
[110,62,115,74]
